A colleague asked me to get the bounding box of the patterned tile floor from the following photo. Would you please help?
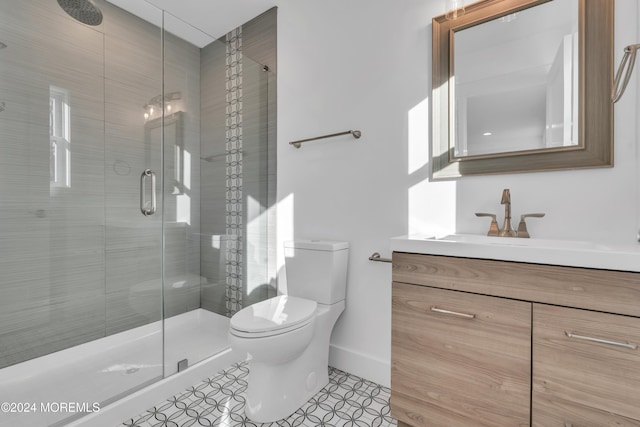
[121,362,397,427]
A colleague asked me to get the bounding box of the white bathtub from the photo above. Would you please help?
[0,309,237,427]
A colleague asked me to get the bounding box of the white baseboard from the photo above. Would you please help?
[329,344,390,388]
[67,349,239,427]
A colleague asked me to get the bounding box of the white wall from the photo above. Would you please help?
[275,0,639,387]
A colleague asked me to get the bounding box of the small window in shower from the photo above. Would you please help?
[50,86,70,188]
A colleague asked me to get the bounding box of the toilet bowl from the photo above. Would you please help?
[228,240,349,422]
[229,295,317,365]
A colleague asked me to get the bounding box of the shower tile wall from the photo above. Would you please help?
[224,26,244,316]
[0,0,108,368]
[0,0,202,368]
[200,31,228,315]
[200,8,277,316]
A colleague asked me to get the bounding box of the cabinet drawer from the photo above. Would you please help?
[391,283,531,427]
[533,304,640,421]
[533,393,640,426]
[392,253,640,317]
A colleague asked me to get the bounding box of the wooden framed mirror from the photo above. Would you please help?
[432,0,613,178]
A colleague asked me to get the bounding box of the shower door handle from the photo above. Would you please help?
[140,169,157,216]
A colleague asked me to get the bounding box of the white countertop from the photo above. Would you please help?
[390,234,640,273]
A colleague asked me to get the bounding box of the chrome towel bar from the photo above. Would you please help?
[289,130,361,149]
[369,252,392,263]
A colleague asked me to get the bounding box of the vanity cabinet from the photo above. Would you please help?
[391,253,640,427]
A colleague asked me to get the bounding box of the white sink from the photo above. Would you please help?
[425,234,611,249]
[390,233,640,272]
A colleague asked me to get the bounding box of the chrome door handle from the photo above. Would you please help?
[565,331,638,350]
[430,306,476,319]
[140,169,157,216]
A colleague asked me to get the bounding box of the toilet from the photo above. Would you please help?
[228,240,349,422]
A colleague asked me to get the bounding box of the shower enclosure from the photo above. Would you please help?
[0,1,275,425]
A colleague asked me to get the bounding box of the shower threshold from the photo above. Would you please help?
[0,309,230,427]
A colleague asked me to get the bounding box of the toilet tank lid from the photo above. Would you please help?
[285,240,349,251]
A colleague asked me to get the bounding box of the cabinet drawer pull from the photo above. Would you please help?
[430,306,476,319]
[564,331,638,350]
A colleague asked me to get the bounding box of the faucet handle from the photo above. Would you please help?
[517,213,545,238]
[475,212,500,236]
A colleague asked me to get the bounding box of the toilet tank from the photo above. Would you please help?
[284,240,349,304]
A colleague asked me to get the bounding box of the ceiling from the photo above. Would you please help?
[106,0,276,46]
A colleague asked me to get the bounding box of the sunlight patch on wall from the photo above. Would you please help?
[408,97,429,175]
[409,181,456,235]
[245,195,264,296]
[407,96,457,235]
[276,192,295,295]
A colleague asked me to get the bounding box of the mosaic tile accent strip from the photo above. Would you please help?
[122,362,397,427]
[225,27,244,317]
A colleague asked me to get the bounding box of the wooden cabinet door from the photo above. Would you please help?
[533,304,640,425]
[391,283,531,427]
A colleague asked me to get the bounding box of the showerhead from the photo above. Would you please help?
[57,0,103,26]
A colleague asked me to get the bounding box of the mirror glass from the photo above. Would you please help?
[431,0,613,178]
[453,0,579,158]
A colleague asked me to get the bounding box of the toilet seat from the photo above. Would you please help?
[230,295,317,338]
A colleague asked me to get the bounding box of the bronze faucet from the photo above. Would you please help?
[475,189,545,238]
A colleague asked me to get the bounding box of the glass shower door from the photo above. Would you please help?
[161,11,275,375]
[161,12,220,376]
[103,0,165,396]
[0,1,164,426]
